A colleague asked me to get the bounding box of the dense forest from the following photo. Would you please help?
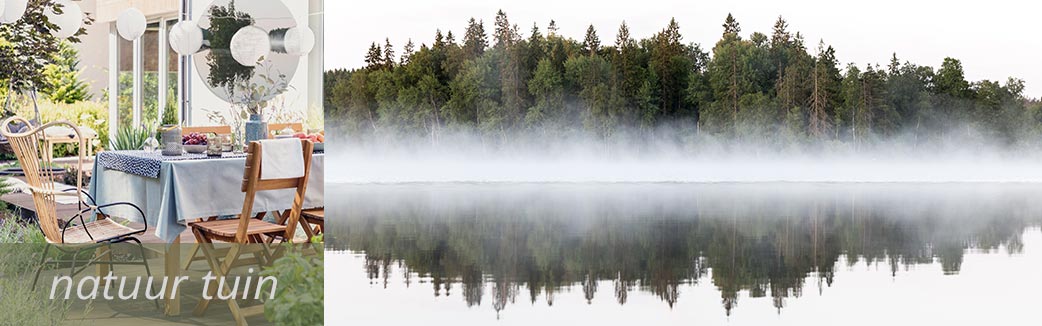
[324,11,1042,150]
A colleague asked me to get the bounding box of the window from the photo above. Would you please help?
[109,18,181,135]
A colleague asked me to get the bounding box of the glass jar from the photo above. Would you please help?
[206,134,223,157]
[221,134,234,152]
[158,125,183,156]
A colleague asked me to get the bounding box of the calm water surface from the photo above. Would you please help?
[326,183,1042,325]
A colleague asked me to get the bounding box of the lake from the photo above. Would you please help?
[325,182,1042,325]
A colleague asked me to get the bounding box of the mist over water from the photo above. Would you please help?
[327,126,1042,183]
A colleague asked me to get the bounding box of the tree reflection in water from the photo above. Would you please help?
[327,183,1042,316]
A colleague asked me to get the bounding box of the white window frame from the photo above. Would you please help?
[108,16,183,135]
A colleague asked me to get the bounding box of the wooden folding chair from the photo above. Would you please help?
[189,139,314,325]
[267,122,303,138]
[1,117,156,308]
[301,208,323,239]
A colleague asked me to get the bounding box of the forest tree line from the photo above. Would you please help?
[324,11,1042,149]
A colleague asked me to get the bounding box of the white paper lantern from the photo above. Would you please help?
[116,8,146,40]
[169,20,203,56]
[283,26,315,56]
[230,25,270,67]
[44,0,82,39]
[0,0,28,24]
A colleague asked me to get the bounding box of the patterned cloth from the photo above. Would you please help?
[96,150,247,178]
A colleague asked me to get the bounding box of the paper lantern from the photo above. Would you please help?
[230,25,270,67]
[116,8,146,40]
[283,26,315,56]
[44,0,82,39]
[169,20,203,55]
[0,0,28,24]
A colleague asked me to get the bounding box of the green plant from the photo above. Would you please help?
[0,0,93,89]
[0,212,71,323]
[12,98,109,157]
[0,217,45,244]
[110,124,153,151]
[261,247,323,325]
[40,41,92,104]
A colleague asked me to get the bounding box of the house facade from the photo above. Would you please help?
[72,0,324,137]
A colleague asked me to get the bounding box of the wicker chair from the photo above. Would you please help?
[0,117,155,304]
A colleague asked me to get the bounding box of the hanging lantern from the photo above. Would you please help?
[0,0,28,24]
[283,26,316,56]
[45,0,83,39]
[169,20,204,56]
[116,8,146,40]
[230,25,270,67]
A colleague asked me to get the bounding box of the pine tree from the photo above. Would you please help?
[401,39,415,65]
[808,40,839,138]
[582,25,600,56]
[446,30,456,45]
[650,18,688,117]
[493,10,519,49]
[364,42,383,70]
[723,13,741,36]
[463,18,488,59]
[383,38,396,70]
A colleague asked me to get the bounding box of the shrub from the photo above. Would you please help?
[40,41,92,104]
[11,98,109,157]
[261,245,324,326]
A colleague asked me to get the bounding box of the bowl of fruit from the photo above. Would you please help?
[182,132,208,154]
[292,132,325,151]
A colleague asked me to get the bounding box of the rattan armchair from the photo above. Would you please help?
[1,117,156,306]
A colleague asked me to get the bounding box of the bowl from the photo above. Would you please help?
[184,144,207,154]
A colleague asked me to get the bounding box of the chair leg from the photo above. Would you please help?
[31,244,53,291]
[128,238,160,310]
[192,228,221,316]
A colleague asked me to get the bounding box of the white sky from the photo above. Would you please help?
[326,0,1042,99]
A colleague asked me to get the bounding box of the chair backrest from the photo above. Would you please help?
[182,125,232,136]
[0,117,85,243]
[267,123,303,138]
[235,139,314,243]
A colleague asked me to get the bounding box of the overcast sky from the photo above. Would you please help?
[326,0,1042,98]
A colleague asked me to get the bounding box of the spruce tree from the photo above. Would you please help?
[463,18,488,59]
[582,25,600,56]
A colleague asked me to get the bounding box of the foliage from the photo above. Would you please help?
[261,247,324,326]
[0,216,46,244]
[205,2,255,95]
[110,72,179,129]
[40,41,92,104]
[325,11,1039,150]
[0,211,70,324]
[110,124,154,151]
[9,97,108,157]
[0,0,93,89]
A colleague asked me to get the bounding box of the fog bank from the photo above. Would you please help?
[326,127,1042,184]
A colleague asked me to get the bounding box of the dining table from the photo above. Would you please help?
[87,149,324,315]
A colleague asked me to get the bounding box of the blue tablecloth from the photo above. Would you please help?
[88,151,324,243]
